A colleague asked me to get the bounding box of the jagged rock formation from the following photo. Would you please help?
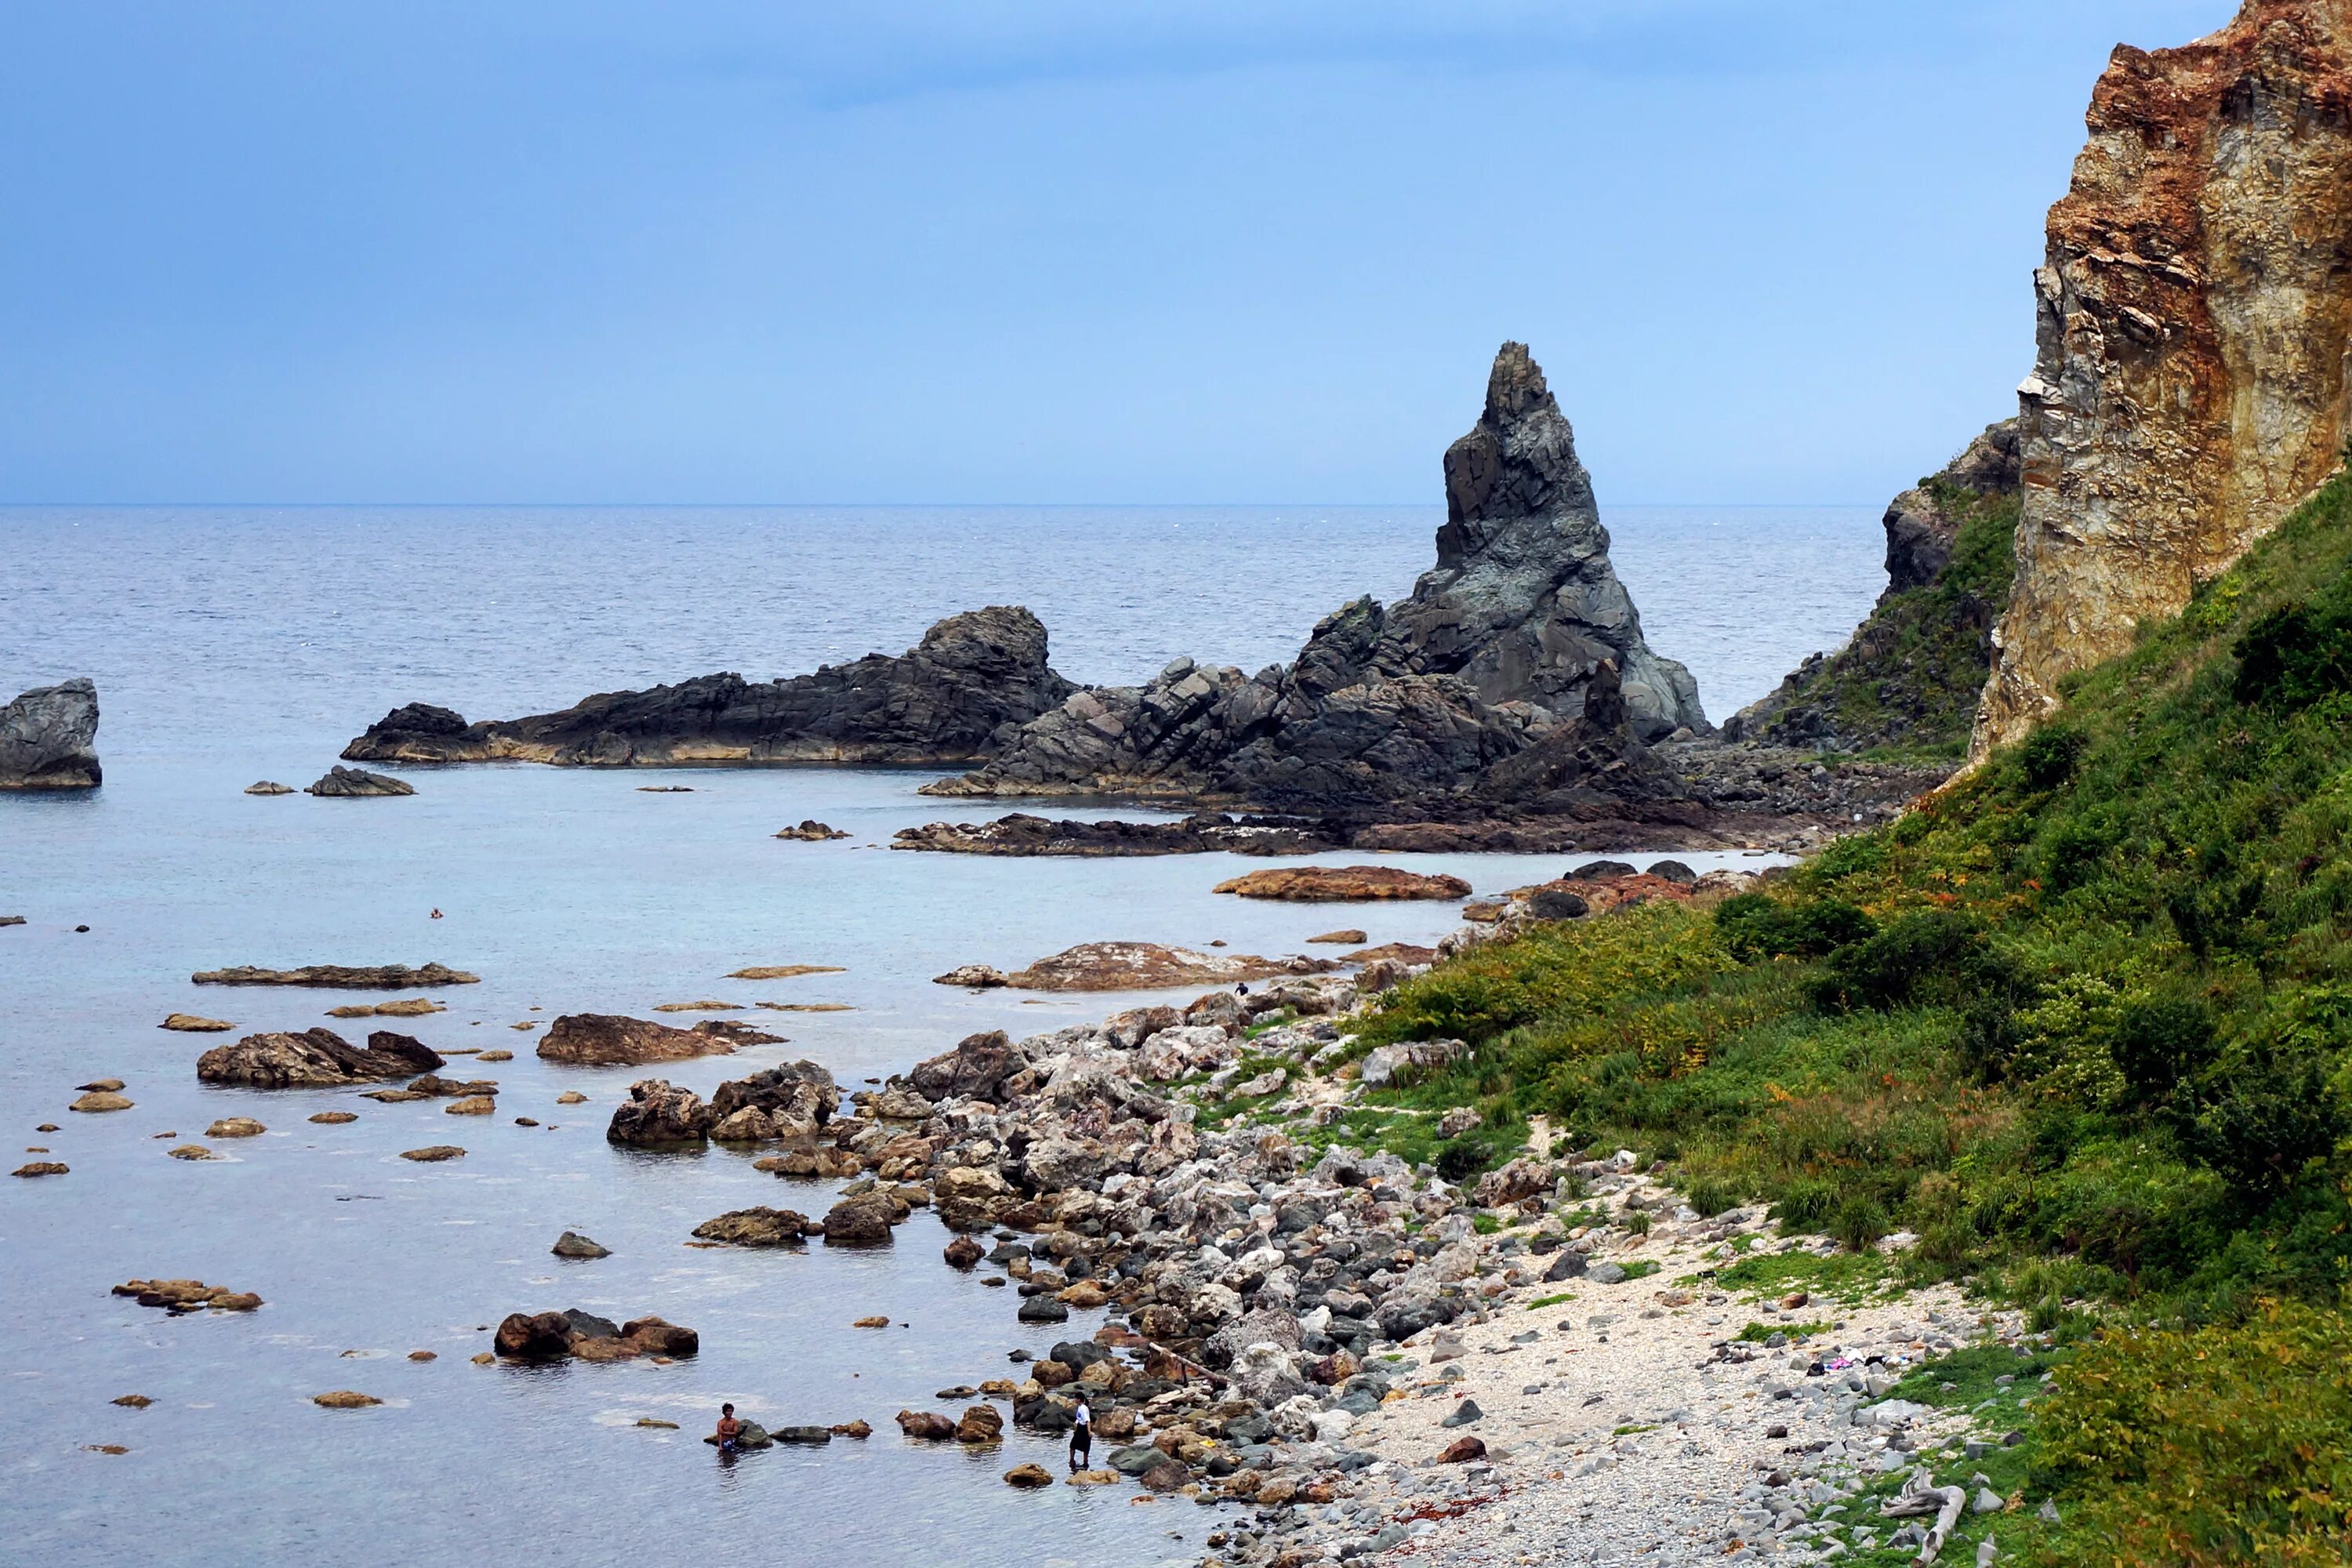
[1973,0,2352,760]
[1725,420,2021,755]
[1369,342,1707,736]
[0,677,100,789]
[342,607,1075,767]
[927,344,1704,810]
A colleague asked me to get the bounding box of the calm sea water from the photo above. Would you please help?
[0,504,1882,1568]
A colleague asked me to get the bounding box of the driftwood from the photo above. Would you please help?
[1880,1468,1968,1565]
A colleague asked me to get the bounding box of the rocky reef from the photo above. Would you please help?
[1974,0,2352,759]
[341,605,1075,767]
[0,677,100,789]
[927,343,1705,811]
[1724,420,2022,756]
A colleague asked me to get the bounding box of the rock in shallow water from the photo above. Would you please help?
[537,1012,771,1066]
[198,1028,445,1088]
[551,1231,610,1259]
[1213,866,1471,902]
[0,677,101,789]
[306,766,413,797]
[343,606,1076,767]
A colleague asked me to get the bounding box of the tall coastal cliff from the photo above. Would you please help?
[1973,0,2352,759]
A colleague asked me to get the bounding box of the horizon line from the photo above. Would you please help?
[0,497,1881,511]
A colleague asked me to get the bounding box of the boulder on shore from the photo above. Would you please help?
[306,766,413,797]
[197,1028,445,1088]
[538,1012,775,1066]
[1212,866,1472,902]
[0,677,100,789]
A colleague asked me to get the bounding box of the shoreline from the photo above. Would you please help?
[797,869,2045,1566]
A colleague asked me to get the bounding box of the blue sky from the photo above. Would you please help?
[0,2,2230,504]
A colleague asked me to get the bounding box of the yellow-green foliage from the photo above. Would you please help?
[2031,1296,2352,1566]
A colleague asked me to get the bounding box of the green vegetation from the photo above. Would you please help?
[1708,1247,1898,1306]
[1525,1291,1577,1311]
[1332,470,2352,1564]
[1749,476,2020,759]
[1731,1318,1832,1342]
[1617,1259,1659,1282]
[2028,1297,2352,1564]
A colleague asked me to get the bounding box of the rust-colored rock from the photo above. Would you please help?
[1439,1434,1487,1463]
[1976,0,2352,759]
[536,1012,776,1066]
[1212,866,1471,902]
[896,1409,957,1439]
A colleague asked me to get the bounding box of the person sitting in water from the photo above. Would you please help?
[1068,1396,1092,1472]
[714,1403,742,1454]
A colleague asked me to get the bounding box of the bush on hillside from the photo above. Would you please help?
[2031,1297,2352,1566]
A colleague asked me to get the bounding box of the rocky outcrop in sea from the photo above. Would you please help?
[927,343,1705,811]
[1973,0,2352,759]
[341,605,1076,767]
[0,677,101,789]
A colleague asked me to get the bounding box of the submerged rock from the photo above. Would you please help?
[982,942,1341,993]
[691,1207,811,1247]
[0,677,100,789]
[537,1012,773,1066]
[306,766,413,797]
[1212,866,1471,902]
[114,1279,261,1312]
[342,606,1076,767]
[244,780,293,795]
[191,963,478,989]
[775,820,850,840]
[159,1014,236,1032]
[197,1028,445,1088]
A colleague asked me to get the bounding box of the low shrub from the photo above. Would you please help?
[2031,1296,2352,1566]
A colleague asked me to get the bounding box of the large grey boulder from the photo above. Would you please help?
[0,677,100,789]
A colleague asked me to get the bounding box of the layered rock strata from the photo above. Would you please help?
[0,677,100,789]
[1974,0,2352,759]
[926,343,1706,811]
[342,606,1075,767]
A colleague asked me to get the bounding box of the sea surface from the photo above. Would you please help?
[0,504,1882,1568]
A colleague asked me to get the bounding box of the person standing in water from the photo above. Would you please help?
[1068,1396,1092,1472]
[713,1403,742,1454]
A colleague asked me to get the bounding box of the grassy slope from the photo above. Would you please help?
[1336,470,2352,1563]
[1755,479,2019,760]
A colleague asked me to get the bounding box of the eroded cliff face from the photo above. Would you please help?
[1973,0,2352,759]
